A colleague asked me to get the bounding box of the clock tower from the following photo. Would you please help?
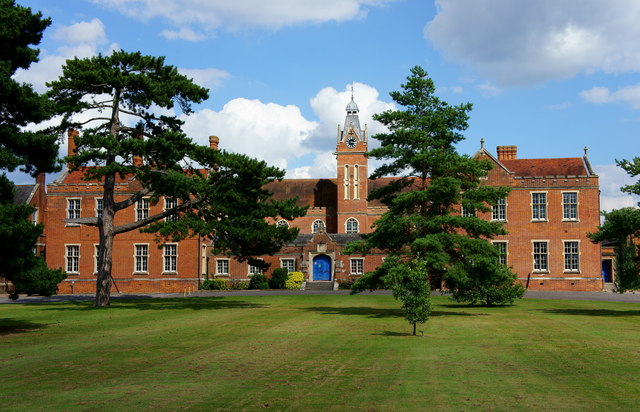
[335,95,368,233]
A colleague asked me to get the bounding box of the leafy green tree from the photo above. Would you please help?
[589,208,640,292]
[48,50,306,306]
[349,66,523,316]
[0,0,64,297]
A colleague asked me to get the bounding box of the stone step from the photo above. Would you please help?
[304,281,335,291]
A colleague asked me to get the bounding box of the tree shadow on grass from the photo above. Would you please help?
[300,306,483,318]
[373,331,414,337]
[539,308,640,317]
[0,318,46,336]
[40,297,268,311]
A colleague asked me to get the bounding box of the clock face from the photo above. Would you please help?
[346,136,357,149]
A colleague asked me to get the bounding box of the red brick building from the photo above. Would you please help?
[45,97,604,293]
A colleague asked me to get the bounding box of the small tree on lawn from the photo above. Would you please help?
[0,0,65,297]
[48,50,305,306]
[349,66,523,321]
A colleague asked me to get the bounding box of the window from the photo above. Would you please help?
[461,205,476,217]
[164,198,178,222]
[281,258,295,273]
[353,165,360,200]
[312,219,325,234]
[65,245,80,273]
[136,198,149,221]
[95,198,103,218]
[276,220,289,228]
[493,241,507,265]
[562,192,578,220]
[67,198,80,225]
[350,258,364,275]
[564,241,579,272]
[343,165,350,200]
[163,244,177,273]
[32,208,38,225]
[533,241,548,272]
[532,193,547,221]
[134,244,149,273]
[492,198,506,221]
[345,217,359,234]
[216,259,229,275]
[248,260,262,275]
[94,244,100,274]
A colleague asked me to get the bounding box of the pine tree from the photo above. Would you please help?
[0,0,64,297]
[48,51,306,306]
[349,66,523,319]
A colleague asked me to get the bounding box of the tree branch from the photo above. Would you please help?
[113,187,152,211]
[64,217,99,227]
[113,198,202,234]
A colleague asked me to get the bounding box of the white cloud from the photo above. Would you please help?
[594,164,640,212]
[289,152,337,178]
[180,98,319,170]
[580,84,640,109]
[160,28,206,41]
[425,0,640,86]
[91,0,396,32]
[178,68,230,90]
[52,18,107,46]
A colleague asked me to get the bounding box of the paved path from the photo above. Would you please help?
[1,289,639,304]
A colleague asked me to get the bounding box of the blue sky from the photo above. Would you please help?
[12,0,640,210]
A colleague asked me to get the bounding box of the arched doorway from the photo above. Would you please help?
[312,255,332,281]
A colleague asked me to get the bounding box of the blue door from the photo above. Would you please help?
[313,255,332,281]
[602,259,613,283]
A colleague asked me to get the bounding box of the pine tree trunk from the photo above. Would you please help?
[95,173,116,307]
[413,322,417,336]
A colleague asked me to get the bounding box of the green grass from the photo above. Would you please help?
[1,295,639,411]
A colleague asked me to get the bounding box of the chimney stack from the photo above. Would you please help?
[209,135,219,150]
[36,172,45,187]
[497,145,517,160]
[67,129,79,169]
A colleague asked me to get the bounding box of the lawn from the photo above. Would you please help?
[1,294,638,411]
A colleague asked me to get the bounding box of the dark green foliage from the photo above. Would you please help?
[337,278,355,289]
[269,267,288,289]
[11,258,66,296]
[201,278,230,290]
[0,2,64,298]
[47,50,305,306]
[349,66,522,313]
[248,274,269,290]
[589,208,640,292]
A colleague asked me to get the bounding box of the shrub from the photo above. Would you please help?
[285,271,304,290]
[12,259,67,297]
[337,279,355,289]
[201,279,230,290]
[248,274,269,290]
[269,268,289,289]
[229,280,249,290]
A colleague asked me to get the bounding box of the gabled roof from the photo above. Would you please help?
[13,184,38,205]
[500,157,591,177]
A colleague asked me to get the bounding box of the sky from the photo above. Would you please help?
[10,0,640,211]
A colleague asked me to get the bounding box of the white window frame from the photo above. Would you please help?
[350,258,364,275]
[532,241,549,273]
[492,241,508,265]
[276,219,289,228]
[280,258,295,273]
[345,217,359,234]
[136,198,150,222]
[563,240,580,273]
[248,259,263,276]
[93,243,100,274]
[216,259,230,276]
[343,165,350,200]
[562,192,579,221]
[95,198,103,219]
[312,219,325,234]
[531,192,548,221]
[492,198,506,221]
[32,207,38,225]
[66,198,81,226]
[134,244,149,274]
[163,243,178,273]
[353,164,360,200]
[164,197,179,222]
[65,244,80,274]
[461,204,476,217]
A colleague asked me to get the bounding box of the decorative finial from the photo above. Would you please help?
[351,82,354,100]
[480,138,485,149]
[584,146,588,156]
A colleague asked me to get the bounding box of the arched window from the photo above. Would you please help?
[312,219,325,234]
[345,217,359,234]
[276,219,289,228]
[353,165,360,200]
[343,165,350,200]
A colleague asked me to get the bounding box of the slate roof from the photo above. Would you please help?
[286,233,363,246]
[500,157,590,177]
[13,184,37,205]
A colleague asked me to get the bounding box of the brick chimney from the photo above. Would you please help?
[209,135,219,150]
[36,172,45,187]
[67,129,79,169]
[497,145,517,160]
